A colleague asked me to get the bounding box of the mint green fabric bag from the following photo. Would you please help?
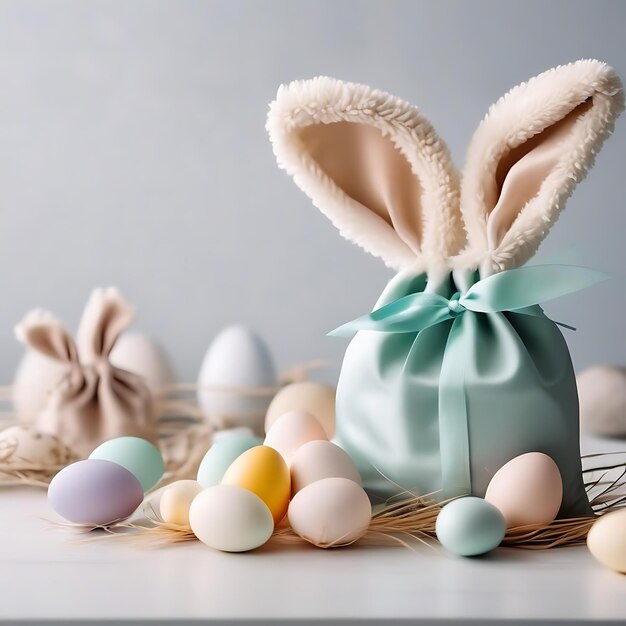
[267,60,624,517]
[332,267,601,516]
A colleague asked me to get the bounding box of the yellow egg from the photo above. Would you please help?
[221,445,290,523]
[159,480,204,527]
[485,452,563,528]
[265,382,335,437]
[587,509,626,573]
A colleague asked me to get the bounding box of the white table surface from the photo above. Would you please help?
[2,436,626,625]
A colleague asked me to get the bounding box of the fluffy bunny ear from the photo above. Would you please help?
[458,59,624,273]
[15,310,78,363]
[267,77,464,272]
[76,287,135,362]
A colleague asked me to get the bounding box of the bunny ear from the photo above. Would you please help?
[267,77,464,271]
[458,59,624,273]
[76,287,135,362]
[15,310,78,363]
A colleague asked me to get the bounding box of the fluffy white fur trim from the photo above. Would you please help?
[268,61,623,274]
[267,77,463,271]
[458,59,624,272]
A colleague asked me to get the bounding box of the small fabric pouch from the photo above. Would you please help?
[16,287,156,457]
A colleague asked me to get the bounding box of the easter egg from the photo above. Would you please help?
[436,497,506,557]
[288,477,371,548]
[12,349,69,421]
[110,333,176,394]
[159,480,203,527]
[485,452,563,528]
[578,365,626,437]
[290,440,361,495]
[189,485,274,552]
[197,325,277,435]
[48,459,143,525]
[196,434,260,488]
[0,425,73,468]
[265,382,335,437]
[587,509,626,573]
[89,436,164,492]
[221,445,290,523]
[263,411,328,464]
[213,427,257,443]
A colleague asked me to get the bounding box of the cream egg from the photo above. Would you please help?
[159,480,203,527]
[288,477,371,548]
[485,452,563,528]
[110,333,176,394]
[263,410,328,464]
[197,325,277,435]
[578,365,626,437]
[12,350,69,421]
[587,509,626,573]
[0,425,73,468]
[189,484,274,552]
[265,382,335,438]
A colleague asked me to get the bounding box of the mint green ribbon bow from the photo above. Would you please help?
[329,265,607,497]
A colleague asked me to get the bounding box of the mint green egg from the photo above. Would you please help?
[89,437,164,492]
[197,434,260,488]
[435,497,506,557]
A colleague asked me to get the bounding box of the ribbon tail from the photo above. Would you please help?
[461,264,608,313]
[438,316,472,498]
[328,293,453,338]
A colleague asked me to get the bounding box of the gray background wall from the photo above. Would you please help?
[0,0,624,385]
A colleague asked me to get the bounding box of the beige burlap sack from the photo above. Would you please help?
[15,287,156,457]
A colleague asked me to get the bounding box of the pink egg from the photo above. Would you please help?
[288,477,371,548]
[485,452,563,528]
[289,440,361,496]
[263,410,327,464]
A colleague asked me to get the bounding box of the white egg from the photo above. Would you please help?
[12,349,69,421]
[159,480,203,527]
[0,425,73,467]
[290,440,362,495]
[288,477,371,548]
[110,333,176,393]
[197,325,277,435]
[189,484,274,552]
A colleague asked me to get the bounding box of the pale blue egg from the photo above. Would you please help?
[89,436,164,492]
[435,496,506,556]
[197,434,260,488]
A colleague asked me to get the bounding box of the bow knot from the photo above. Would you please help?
[329,264,607,339]
[447,293,464,317]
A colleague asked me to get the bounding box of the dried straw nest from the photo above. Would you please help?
[68,451,626,551]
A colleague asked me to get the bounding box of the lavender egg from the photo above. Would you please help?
[48,459,143,526]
